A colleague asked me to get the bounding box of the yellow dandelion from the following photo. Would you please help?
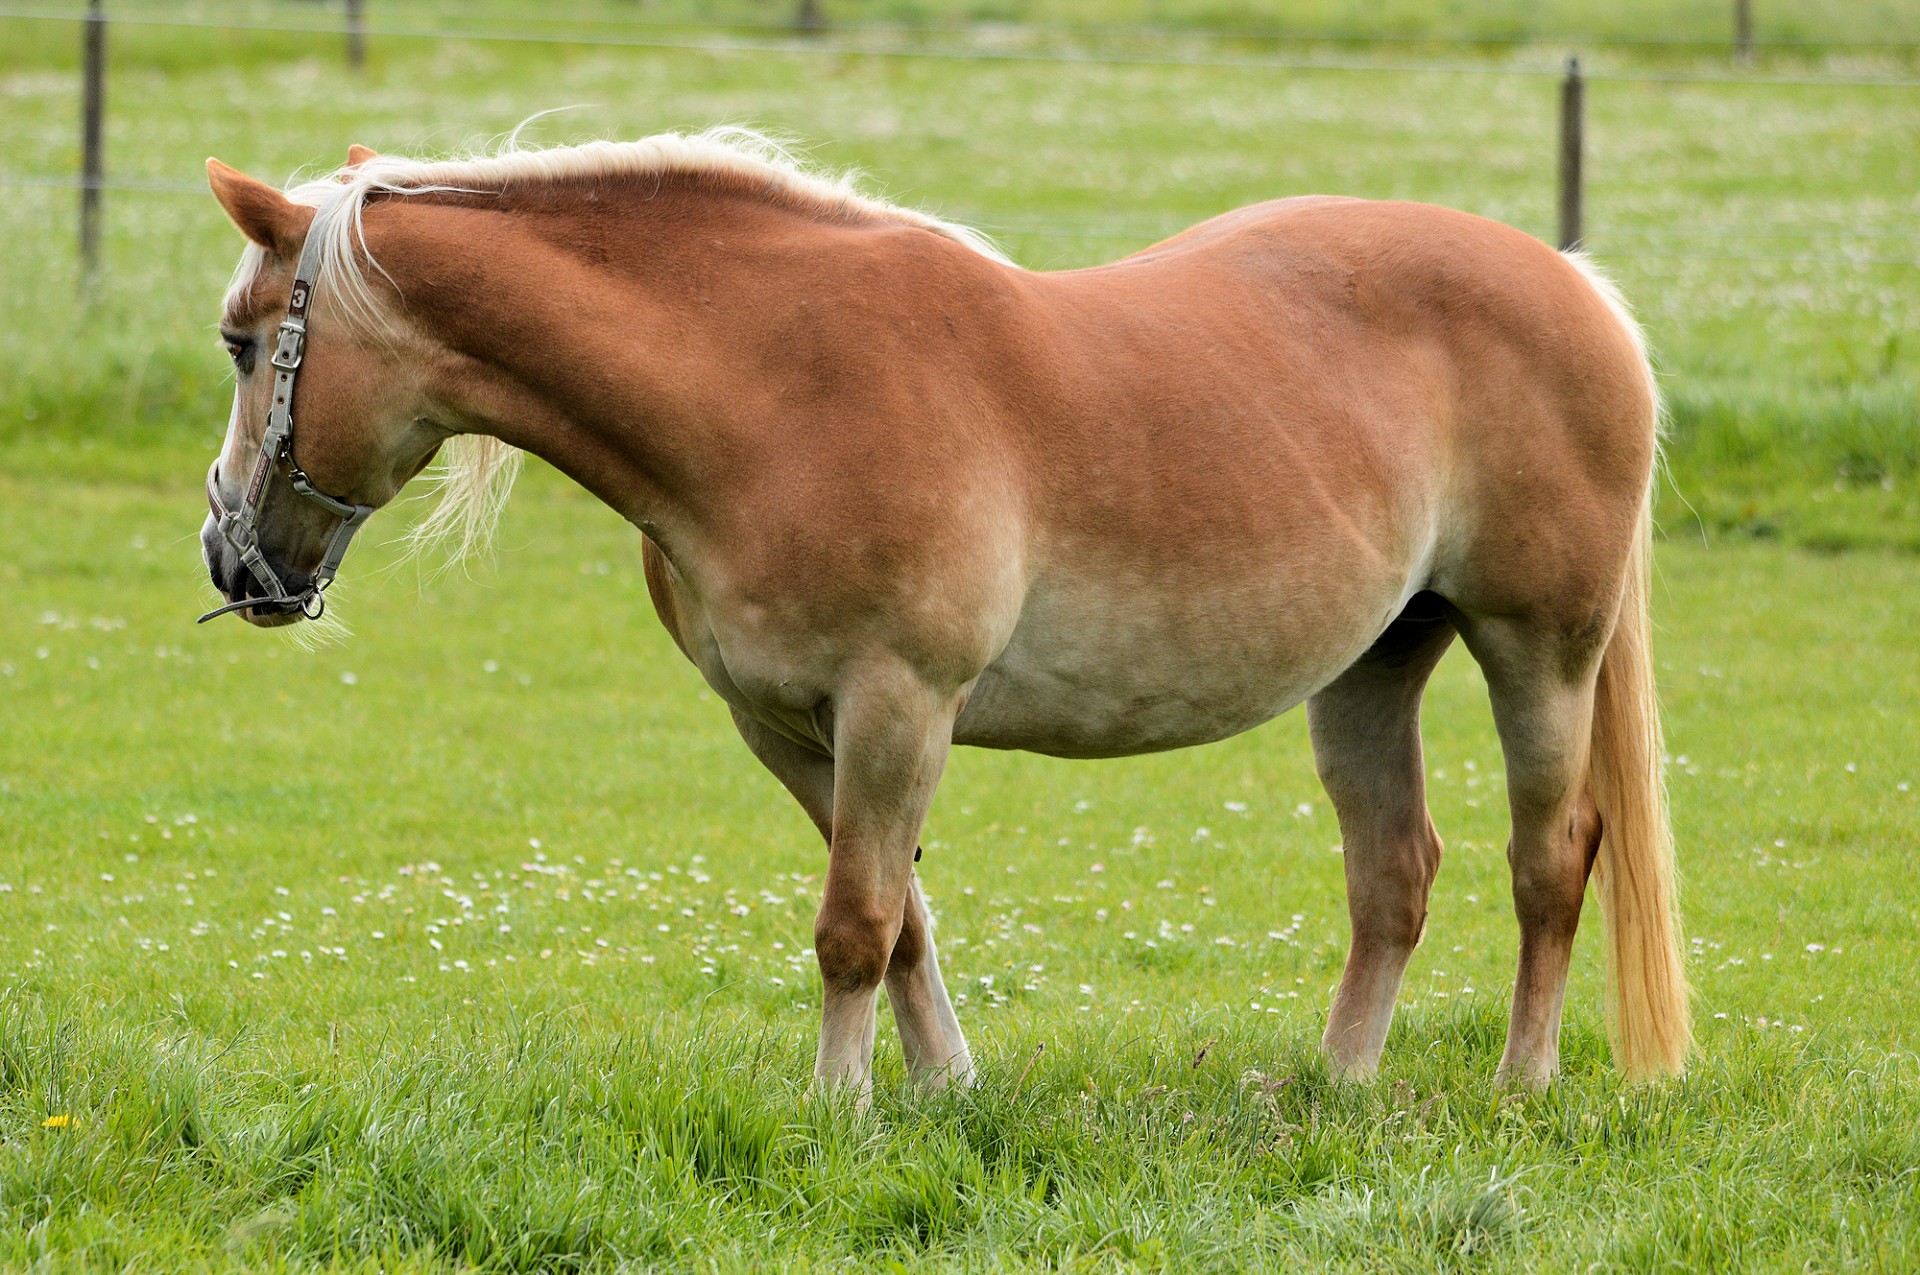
[42,1115,71,1128]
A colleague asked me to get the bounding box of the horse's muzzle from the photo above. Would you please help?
[201,516,308,626]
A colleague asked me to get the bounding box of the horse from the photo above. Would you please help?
[198,128,1689,1094]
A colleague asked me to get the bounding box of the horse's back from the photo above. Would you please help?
[1018,196,1658,612]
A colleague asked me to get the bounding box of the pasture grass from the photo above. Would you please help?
[2,10,1919,1269]
[2,462,1918,1270]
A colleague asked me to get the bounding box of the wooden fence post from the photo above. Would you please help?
[1557,57,1583,252]
[80,0,106,289]
[1734,0,1754,65]
[346,0,366,70]
[795,0,826,33]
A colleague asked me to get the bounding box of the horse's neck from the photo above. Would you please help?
[394,187,821,535]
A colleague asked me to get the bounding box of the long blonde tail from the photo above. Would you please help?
[1588,496,1691,1078]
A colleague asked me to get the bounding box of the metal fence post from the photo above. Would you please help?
[1734,0,1754,65]
[1557,56,1583,252]
[795,0,826,33]
[80,0,106,289]
[346,0,366,70]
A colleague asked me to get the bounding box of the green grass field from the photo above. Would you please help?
[3,6,1919,1269]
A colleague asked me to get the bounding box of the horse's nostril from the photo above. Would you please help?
[208,553,250,603]
[206,549,236,598]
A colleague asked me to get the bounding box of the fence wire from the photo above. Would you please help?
[19,0,1920,54]
[4,6,1920,88]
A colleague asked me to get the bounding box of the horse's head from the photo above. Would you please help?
[199,147,447,627]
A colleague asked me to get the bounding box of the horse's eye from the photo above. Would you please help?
[222,334,256,374]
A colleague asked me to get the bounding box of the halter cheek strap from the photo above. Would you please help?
[200,196,377,624]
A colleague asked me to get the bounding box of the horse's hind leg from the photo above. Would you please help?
[1454,616,1607,1085]
[1309,601,1456,1079]
[884,876,973,1088]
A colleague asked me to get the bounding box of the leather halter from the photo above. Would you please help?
[199,195,376,623]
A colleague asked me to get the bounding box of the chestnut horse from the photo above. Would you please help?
[199,130,1688,1093]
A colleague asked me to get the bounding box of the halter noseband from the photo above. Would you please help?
[199,196,376,624]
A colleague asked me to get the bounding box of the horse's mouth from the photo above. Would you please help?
[205,578,309,627]
[241,603,305,628]
[204,530,312,627]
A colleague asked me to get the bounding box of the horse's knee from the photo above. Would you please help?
[815,904,898,993]
[1354,827,1444,952]
[1372,903,1429,954]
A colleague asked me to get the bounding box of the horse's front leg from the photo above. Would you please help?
[730,705,971,1091]
[812,669,959,1097]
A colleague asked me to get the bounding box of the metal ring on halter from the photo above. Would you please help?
[199,192,378,625]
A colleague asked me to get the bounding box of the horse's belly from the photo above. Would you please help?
[954,663,1307,757]
[950,576,1395,758]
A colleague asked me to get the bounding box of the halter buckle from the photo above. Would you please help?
[270,319,307,371]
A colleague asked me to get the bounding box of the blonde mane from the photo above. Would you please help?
[225,126,1007,568]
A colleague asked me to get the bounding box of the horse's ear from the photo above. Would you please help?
[206,158,313,255]
[346,144,378,168]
